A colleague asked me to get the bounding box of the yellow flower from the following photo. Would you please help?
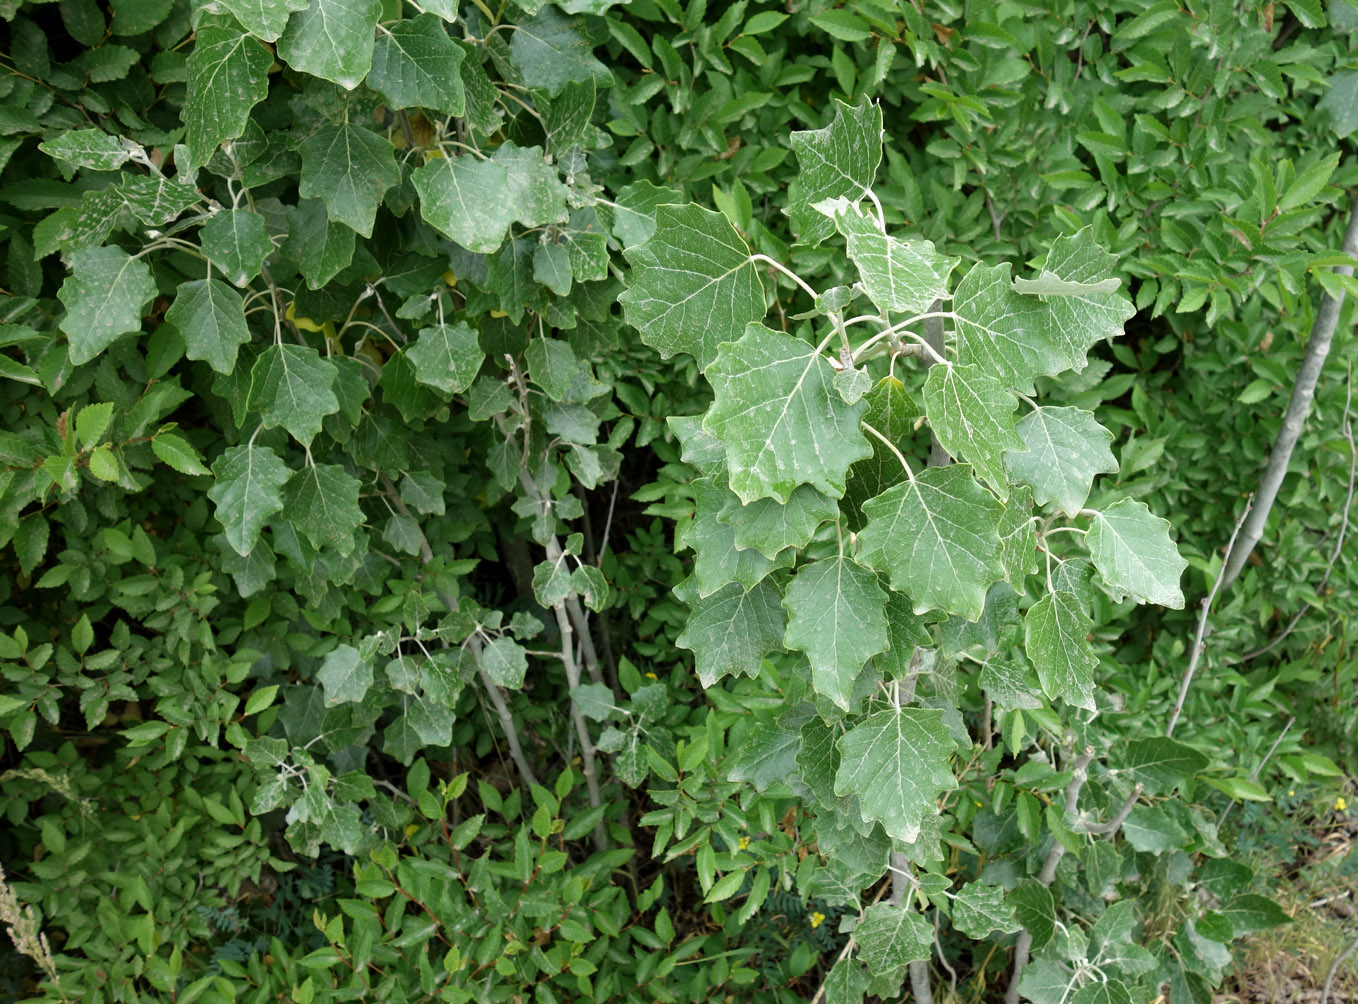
[1288,790,1295,797]
[1336,796,1348,812]
[809,912,826,929]
[645,671,658,680]
[737,836,750,850]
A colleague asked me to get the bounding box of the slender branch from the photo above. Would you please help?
[1321,931,1358,1004]
[1223,194,1358,586]
[553,604,606,851]
[1078,783,1143,836]
[1219,716,1294,828]
[807,880,894,1004]
[1167,499,1252,737]
[851,311,953,367]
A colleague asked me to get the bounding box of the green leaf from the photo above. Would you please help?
[208,444,292,556]
[482,637,528,688]
[509,6,613,95]
[1009,880,1056,949]
[165,279,251,376]
[717,483,839,560]
[1004,407,1117,517]
[676,579,786,688]
[1086,498,1187,608]
[39,129,129,171]
[1024,588,1097,710]
[248,344,340,447]
[952,882,1021,939]
[819,197,958,313]
[679,477,794,596]
[318,644,372,704]
[843,375,918,531]
[407,322,483,394]
[857,465,1005,621]
[152,433,211,476]
[1019,229,1135,373]
[922,364,1024,498]
[533,242,572,296]
[1218,894,1291,935]
[782,555,889,710]
[787,99,882,247]
[610,180,682,248]
[1120,737,1209,795]
[282,463,363,555]
[184,22,272,169]
[220,0,309,41]
[58,246,156,365]
[76,402,114,448]
[1071,981,1133,1004]
[728,713,803,791]
[951,263,1060,394]
[853,903,931,979]
[618,204,766,373]
[277,0,381,88]
[998,484,1039,586]
[283,200,356,290]
[201,210,273,288]
[834,706,956,842]
[824,959,869,1004]
[114,176,202,226]
[412,156,515,253]
[704,323,872,503]
[370,14,466,115]
[871,589,932,678]
[1320,70,1358,137]
[298,123,400,237]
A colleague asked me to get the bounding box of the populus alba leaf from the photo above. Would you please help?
[1024,588,1097,710]
[922,363,1024,498]
[40,129,129,172]
[184,22,272,169]
[283,199,356,289]
[369,14,465,115]
[676,579,786,688]
[298,123,400,238]
[1020,228,1135,372]
[843,375,918,530]
[408,322,483,394]
[165,279,251,375]
[818,197,958,313]
[201,209,273,288]
[282,463,364,555]
[854,903,931,978]
[834,706,956,843]
[680,477,793,597]
[1087,498,1187,608]
[782,555,889,710]
[618,203,766,373]
[58,246,157,365]
[208,444,292,556]
[786,99,882,247]
[703,324,872,504]
[951,262,1062,394]
[717,483,840,559]
[318,644,372,705]
[857,465,1005,621]
[1119,737,1209,795]
[220,0,308,41]
[247,343,340,447]
[508,6,613,95]
[276,0,381,89]
[412,155,516,253]
[953,882,1021,939]
[1005,406,1117,517]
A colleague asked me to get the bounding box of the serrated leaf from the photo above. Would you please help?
[854,903,931,979]
[680,476,794,596]
[782,555,888,710]
[76,402,114,448]
[704,323,872,503]
[298,123,400,238]
[1024,588,1096,710]
[318,644,372,704]
[277,0,380,88]
[58,246,156,365]
[201,209,273,288]
[728,715,803,791]
[370,14,465,115]
[716,483,839,559]
[844,375,919,531]
[923,363,1024,498]
[618,203,766,373]
[953,882,1021,939]
[39,129,129,171]
[494,142,569,229]
[819,197,958,313]
[676,579,785,688]
[184,23,272,169]
[407,321,482,394]
[482,637,528,688]
[114,176,201,226]
[509,6,613,95]
[165,279,251,375]
[824,958,869,1004]
[1119,737,1209,795]
[610,180,682,248]
[412,156,515,253]
[283,199,356,290]
[1087,498,1187,608]
[1071,981,1132,1004]
[248,344,339,446]
[220,0,308,41]
[857,465,1005,621]
[1024,229,1135,370]
[998,484,1039,585]
[951,262,1061,395]
[1005,406,1117,516]
[871,589,932,678]
[787,99,882,247]
[152,433,210,476]
[208,444,291,556]
[1010,880,1056,950]
[282,463,363,555]
[834,706,956,842]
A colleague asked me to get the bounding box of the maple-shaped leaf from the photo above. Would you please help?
[208,444,291,556]
[508,6,612,95]
[1024,587,1097,710]
[952,882,1021,939]
[871,588,933,679]
[922,363,1025,498]
[1087,498,1187,608]
[494,142,570,229]
[727,710,805,792]
[857,465,1005,621]
[610,179,682,248]
[679,477,794,597]
[407,321,483,394]
[411,155,515,253]
[824,959,870,1004]
[618,203,765,373]
[220,0,308,41]
[998,484,1039,586]
[248,344,339,447]
[58,246,156,365]
[843,375,919,531]
[184,21,272,169]
[818,197,958,313]
[704,324,872,504]
[282,463,364,555]
[165,279,251,375]
[856,903,931,979]
[951,262,1062,394]
[717,483,839,559]
[282,200,356,290]
[298,123,400,238]
[277,0,381,89]
[318,644,372,705]
[787,99,882,247]
[676,579,785,688]
[369,14,465,115]
[201,209,273,288]
[782,555,889,710]
[1005,406,1117,517]
[1018,228,1135,373]
[834,706,956,843]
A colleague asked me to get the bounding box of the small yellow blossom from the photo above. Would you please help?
[809,911,826,929]
[1336,796,1348,812]
[645,671,658,680]
[737,836,750,850]
[1288,790,1295,797]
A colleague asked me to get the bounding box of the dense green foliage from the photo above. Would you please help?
[1,0,1357,1002]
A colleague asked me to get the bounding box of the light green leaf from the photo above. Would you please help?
[951,262,1061,394]
[277,0,381,88]
[39,129,129,171]
[922,363,1024,498]
[220,0,309,41]
[953,882,1021,939]
[114,176,202,226]
[1321,71,1358,136]
[704,323,872,503]
[1120,737,1209,795]
[541,78,596,154]
[208,444,292,556]
[248,344,340,446]
[494,142,570,229]
[680,477,794,597]
[318,644,372,704]
[298,123,400,237]
[1021,229,1135,373]
[787,99,882,247]
[1005,406,1117,517]
[618,203,766,372]
[184,22,272,169]
[76,402,114,448]
[482,637,528,688]
[782,555,888,710]
[370,14,465,115]
[201,209,273,288]
[824,958,869,1004]
[283,199,356,290]
[509,6,613,95]
[407,321,483,394]
[676,579,786,688]
[165,279,251,375]
[853,903,931,979]
[717,483,839,559]
[727,714,803,792]
[533,242,572,296]
[819,197,958,313]
[610,180,682,248]
[834,706,956,842]
[1086,498,1187,608]
[1219,894,1291,935]
[1070,981,1132,1004]
[412,156,515,253]
[58,246,157,365]
[282,463,363,555]
[857,465,1005,621]
[152,433,211,476]
[1024,588,1097,710]
[998,484,1039,586]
